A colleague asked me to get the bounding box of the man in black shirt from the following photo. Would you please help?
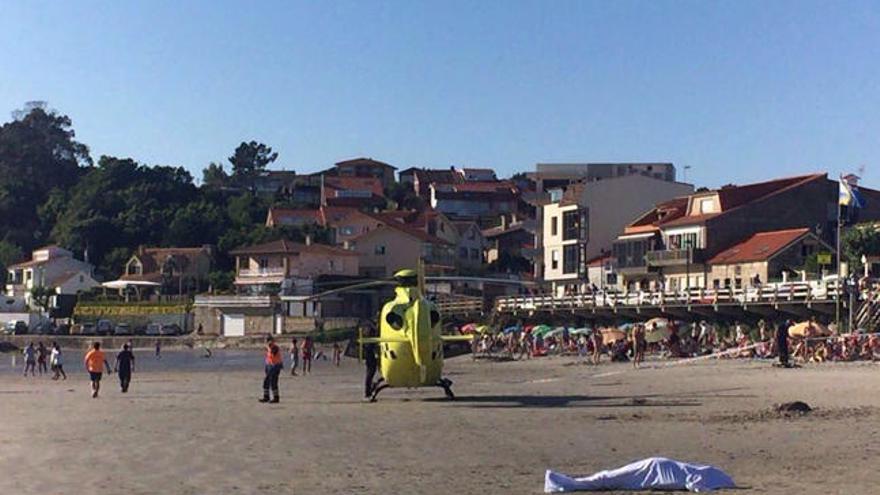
[116,344,136,393]
[776,320,791,368]
[362,320,381,401]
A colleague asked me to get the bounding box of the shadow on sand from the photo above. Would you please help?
[422,387,753,409]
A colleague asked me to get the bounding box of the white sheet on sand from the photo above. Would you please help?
[545,457,736,493]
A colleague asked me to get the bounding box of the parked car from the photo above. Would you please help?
[55,324,71,335]
[96,320,114,336]
[145,323,161,336]
[79,323,97,335]
[32,321,56,334]
[160,324,182,336]
[114,323,132,336]
[132,325,147,336]
[5,321,28,335]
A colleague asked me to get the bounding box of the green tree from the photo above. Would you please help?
[52,156,198,277]
[202,162,229,189]
[0,240,23,284]
[30,285,54,313]
[228,141,277,189]
[0,102,90,249]
[385,182,425,211]
[842,224,880,275]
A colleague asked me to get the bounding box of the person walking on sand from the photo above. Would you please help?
[590,330,603,365]
[260,336,283,403]
[289,337,299,376]
[155,339,161,359]
[37,342,48,376]
[332,341,342,367]
[301,336,313,374]
[23,342,37,377]
[362,321,381,401]
[50,342,67,380]
[632,324,646,369]
[776,320,791,368]
[115,344,135,393]
[84,342,112,398]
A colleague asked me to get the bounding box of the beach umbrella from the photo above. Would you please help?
[502,325,521,334]
[460,323,478,334]
[644,325,671,343]
[532,324,553,336]
[645,317,669,329]
[570,327,592,336]
[601,327,627,345]
[788,321,831,339]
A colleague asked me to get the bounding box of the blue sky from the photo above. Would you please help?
[1,1,878,187]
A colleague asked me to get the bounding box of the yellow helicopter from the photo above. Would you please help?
[304,262,475,401]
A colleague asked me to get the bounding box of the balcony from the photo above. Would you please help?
[645,248,705,267]
[237,267,287,278]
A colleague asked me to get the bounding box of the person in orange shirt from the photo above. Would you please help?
[84,342,112,398]
[260,336,283,403]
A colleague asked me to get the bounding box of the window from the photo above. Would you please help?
[328,260,336,271]
[734,278,742,289]
[724,278,731,288]
[667,232,698,250]
[468,228,475,240]
[79,275,84,283]
[562,210,579,241]
[340,226,355,236]
[551,216,558,236]
[258,257,269,269]
[440,223,445,233]
[699,198,716,214]
[126,261,141,276]
[470,248,479,260]
[374,245,386,255]
[734,265,742,276]
[713,279,720,289]
[551,250,559,270]
[801,243,815,257]
[459,247,468,259]
[563,245,579,274]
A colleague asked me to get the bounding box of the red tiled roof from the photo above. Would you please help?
[267,208,326,226]
[586,254,613,267]
[449,180,517,193]
[323,176,385,196]
[229,239,357,257]
[662,174,825,227]
[353,220,452,245]
[399,167,464,185]
[622,197,690,234]
[335,157,397,170]
[126,246,213,276]
[708,228,812,265]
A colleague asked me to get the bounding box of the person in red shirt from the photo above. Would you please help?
[84,342,112,398]
[260,336,283,403]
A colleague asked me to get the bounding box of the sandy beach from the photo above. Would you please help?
[1,350,879,494]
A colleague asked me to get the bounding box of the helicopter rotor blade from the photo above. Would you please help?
[425,276,538,287]
[297,279,395,300]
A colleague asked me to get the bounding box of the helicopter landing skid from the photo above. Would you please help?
[437,378,455,400]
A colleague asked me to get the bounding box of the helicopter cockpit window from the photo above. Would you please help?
[385,311,404,330]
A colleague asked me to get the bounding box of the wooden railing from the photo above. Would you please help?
[495,281,842,313]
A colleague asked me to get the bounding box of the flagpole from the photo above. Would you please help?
[836,200,842,332]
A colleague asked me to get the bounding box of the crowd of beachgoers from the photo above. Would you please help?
[466,318,880,365]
